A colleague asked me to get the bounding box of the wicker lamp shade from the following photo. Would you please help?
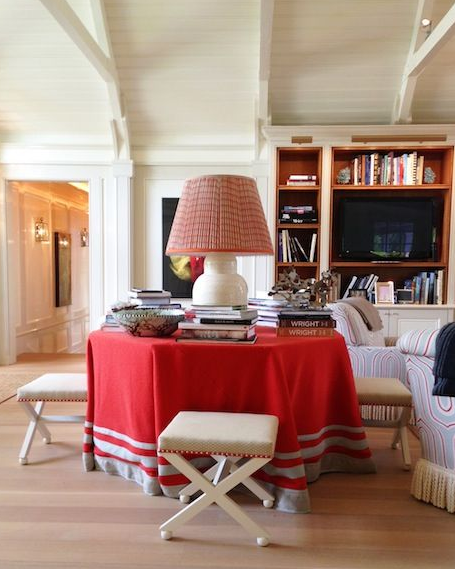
[165,175,273,256]
[165,175,273,306]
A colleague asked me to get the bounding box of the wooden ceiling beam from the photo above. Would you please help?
[39,0,130,160]
[256,0,275,159]
[393,0,433,124]
[406,2,455,77]
[91,0,130,160]
[38,0,114,83]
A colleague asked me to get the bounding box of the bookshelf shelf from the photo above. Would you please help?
[330,146,453,303]
[275,147,322,281]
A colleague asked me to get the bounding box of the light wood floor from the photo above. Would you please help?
[1,355,454,569]
[2,352,86,373]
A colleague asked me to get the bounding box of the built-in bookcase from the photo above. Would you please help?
[275,147,322,283]
[329,146,453,303]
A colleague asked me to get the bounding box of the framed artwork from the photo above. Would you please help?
[374,281,394,304]
[54,232,72,307]
[162,198,194,298]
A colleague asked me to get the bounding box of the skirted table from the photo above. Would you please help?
[83,327,375,513]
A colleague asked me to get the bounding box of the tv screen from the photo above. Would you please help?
[339,197,438,261]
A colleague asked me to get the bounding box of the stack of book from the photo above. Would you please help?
[177,305,259,343]
[276,308,336,337]
[127,288,181,308]
[248,298,289,327]
[342,274,378,300]
[99,312,122,332]
[286,174,317,186]
[279,205,317,224]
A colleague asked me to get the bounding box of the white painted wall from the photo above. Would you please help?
[7,181,89,355]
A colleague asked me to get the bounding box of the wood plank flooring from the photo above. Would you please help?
[0,354,454,568]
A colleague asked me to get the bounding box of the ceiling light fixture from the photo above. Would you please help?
[421,18,432,37]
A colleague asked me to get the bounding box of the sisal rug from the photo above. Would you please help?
[0,371,41,404]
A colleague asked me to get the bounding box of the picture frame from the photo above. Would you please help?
[374,281,394,304]
[54,232,72,307]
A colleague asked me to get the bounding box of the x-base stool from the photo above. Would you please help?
[16,373,87,464]
[158,411,279,546]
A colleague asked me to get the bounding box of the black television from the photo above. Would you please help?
[338,197,440,261]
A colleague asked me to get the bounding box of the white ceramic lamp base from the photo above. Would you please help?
[192,253,248,307]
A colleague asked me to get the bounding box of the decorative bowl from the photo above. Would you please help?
[112,307,185,337]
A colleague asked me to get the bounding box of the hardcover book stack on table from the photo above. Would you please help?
[276,308,336,337]
[247,298,289,328]
[177,305,259,343]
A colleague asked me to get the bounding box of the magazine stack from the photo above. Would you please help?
[177,305,258,343]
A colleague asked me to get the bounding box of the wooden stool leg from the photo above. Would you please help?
[161,453,271,546]
[19,401,52,465]
[398,407,412,471]
[179,455,274,507]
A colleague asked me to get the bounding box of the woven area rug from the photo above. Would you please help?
[0,371,41,404]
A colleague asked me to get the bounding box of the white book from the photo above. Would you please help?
[342,275,358,299]
[436,270,444,305]
[309,233,317,262]
[367,275,379,293]
[282,230,288,263]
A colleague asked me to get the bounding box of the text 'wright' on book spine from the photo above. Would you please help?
[276,327,335,338]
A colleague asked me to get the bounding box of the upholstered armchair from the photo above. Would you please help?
[397,329,455,513]
[329,301,407,384]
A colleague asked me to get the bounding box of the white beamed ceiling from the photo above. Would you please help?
[1,0,455,159]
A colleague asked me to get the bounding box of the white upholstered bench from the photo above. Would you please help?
[158,411,278,546]
[354,376,413,470]
[16,373,87,464]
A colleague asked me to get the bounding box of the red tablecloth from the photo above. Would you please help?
[83,327,375,513]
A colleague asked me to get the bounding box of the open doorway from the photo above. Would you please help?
[5,181,89,361]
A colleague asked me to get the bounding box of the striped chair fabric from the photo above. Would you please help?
[397,328,455,513]
[330,302,407,384]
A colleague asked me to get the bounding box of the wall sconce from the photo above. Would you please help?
[80,227,89,247]
[35,217,50,242]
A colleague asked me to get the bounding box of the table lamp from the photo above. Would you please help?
[165,175,273,307]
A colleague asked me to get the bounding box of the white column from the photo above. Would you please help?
[0,177,14,364]
[107,160,133,305]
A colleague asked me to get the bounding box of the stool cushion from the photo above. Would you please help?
[158,411,278,458]
[355,377,412,407]
[17,373,87,402]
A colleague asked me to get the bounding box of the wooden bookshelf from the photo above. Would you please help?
[329,146,453,303]
[275,147,322,282]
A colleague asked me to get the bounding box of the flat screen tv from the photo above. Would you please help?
[338,197,439,261]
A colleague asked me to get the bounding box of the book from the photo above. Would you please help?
[279,308,333,317]
[185,308,258,320]
[276,327,335,338]
[309,233,317,262]
[176,336,257,344]
[130,298,174,306]
[179,321,256,332]
[188,304,247,311]
[128,289,171,299]
[278,318,336,328]
[179,328,256,341]
[342,275,358,299]
[190,317,258,325]
[293,236,309,261]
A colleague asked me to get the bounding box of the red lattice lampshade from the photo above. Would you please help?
[166,175,273,256]
[166,175,273,306]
